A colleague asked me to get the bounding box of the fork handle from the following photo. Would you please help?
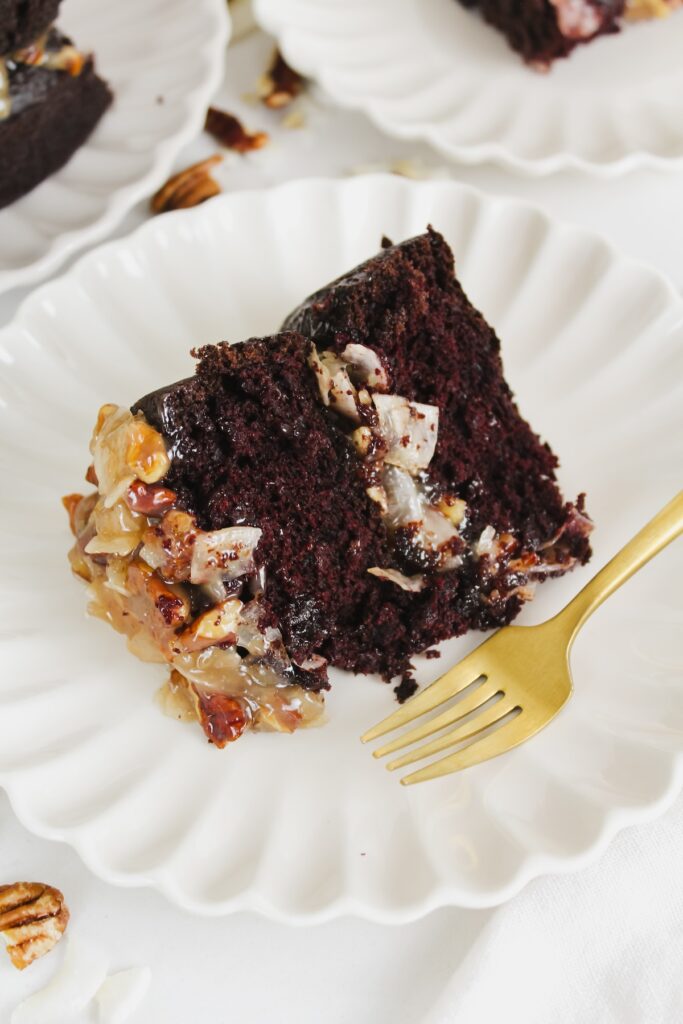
[556,490,683,644]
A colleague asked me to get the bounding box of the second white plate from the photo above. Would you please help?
[0,177,682,921]
[0,0,229,294]
[255,0,683,176]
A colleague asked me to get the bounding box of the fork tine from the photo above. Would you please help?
[399,711,532,785]
[360,649,491,744]
[373,678,500,758]
[387,697,516,770]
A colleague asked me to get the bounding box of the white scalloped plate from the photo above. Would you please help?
[1,177,682,922]
[0,0,229,294]
[254,0,683,177]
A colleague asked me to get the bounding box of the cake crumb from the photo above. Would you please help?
[394,676,418,704]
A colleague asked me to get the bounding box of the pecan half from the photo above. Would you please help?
[259,50,305,109]
[151,155,222,214]
[205,107,269,153]
[0,882,70,970]
[169,670,251,746]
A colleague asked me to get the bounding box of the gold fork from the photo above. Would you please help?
[361,491,683,786]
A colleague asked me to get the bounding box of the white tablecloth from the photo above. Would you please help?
[1,26,682,1024]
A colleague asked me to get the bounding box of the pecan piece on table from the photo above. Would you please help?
[204,107,269,153]
[0,882,70,970]
[259,49,305,109]
[150,155,223,214]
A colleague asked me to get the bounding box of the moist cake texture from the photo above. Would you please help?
[65,230,591,746]
[0,6,111,209]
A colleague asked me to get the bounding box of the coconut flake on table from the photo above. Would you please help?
[96,966,152,1024]
[11,935,108,1024]
[372,393,438,474]
[190,526,262,585]
[348,158,453,181]
[368,567,426,592]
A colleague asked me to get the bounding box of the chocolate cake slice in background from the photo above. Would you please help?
[0,0,59,53]
[458,0,625,66]
[0,5,112,209]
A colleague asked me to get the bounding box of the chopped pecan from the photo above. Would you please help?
[124,479,177,516]
[197,691,250,745]
[0,882,69,970]
[139,510,198,582]
[259,50,305,109]
[204,107,269,153]
[127,560,191,641]
[169,671,251,746]
[151,155,222,214]
[176,597,243,652]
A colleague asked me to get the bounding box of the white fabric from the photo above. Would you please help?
[2,791,683,1023]
[2,21,683,1024]
[423,797,683,1024]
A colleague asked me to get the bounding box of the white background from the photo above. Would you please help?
[1,25,682,1024]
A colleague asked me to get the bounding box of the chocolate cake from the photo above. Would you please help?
[458,0,681,66]
[0,5,111,209]
[0,0,58,53]
[65,230,591,747]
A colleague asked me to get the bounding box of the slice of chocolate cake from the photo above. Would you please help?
[65,230,591,747]
[0,0,58,54]
[458,0,625,66]
[0,5,111,209]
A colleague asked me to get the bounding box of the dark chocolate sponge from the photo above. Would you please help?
[0,0,59,55]
[0,35,112,209]
[133,233,590,688]
[284,228,591,585]
[457,0,624,64]
[134,332,398,685]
